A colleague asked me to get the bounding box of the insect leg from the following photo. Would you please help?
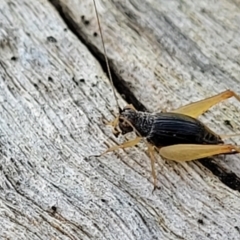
[104,116,119,128]
[159,144,240,162]
[124,104,136,110]
[99,137,142,156]
[147,143,158,190]
[172,90,240,118]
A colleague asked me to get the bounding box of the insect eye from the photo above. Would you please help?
[119,118,124,123]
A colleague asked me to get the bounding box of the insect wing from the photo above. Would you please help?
[148,113,203,146]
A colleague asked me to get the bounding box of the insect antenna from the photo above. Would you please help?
[92,0,121,112]
[92,1,143,142]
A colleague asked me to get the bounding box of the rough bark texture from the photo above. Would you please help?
[1,0,240,239]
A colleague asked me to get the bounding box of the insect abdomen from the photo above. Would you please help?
[146,112,223,147]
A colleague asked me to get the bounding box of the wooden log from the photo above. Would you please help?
[0,0,240,239]
[53,0,240,174]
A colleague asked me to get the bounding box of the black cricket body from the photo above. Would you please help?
[119,107,223,147]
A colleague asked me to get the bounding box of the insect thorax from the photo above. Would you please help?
[119,109,154,136]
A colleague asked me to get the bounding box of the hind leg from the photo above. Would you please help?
[172,90,240,118]
[159,144,240,162]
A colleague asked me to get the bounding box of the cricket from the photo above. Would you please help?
[92,0,240,189]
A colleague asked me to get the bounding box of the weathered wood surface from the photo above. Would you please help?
[1,0,240,239]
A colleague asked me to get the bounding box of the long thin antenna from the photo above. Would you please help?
[92,0,120,111]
